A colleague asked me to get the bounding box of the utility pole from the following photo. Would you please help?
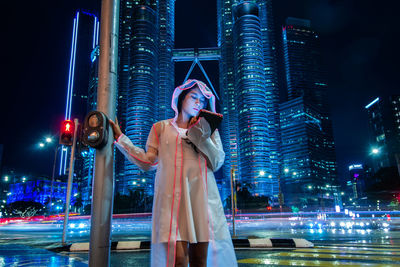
[88,0,119,266]
[62,118,79,244]
[278,173,284,213]
[49,145,60,214]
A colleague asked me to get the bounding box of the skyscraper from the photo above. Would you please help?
[232,2,270,196]
[365,95,400,175]
[280,18,338,209]
[60,11,100,210]
[280,97,334,208]
[117,1,159,195]
[217,0,280,200]
[116,0,177,196]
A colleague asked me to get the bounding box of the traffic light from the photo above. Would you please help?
[59,120,75,146]
[82,111,109,149]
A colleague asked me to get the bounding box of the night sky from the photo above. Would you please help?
[1,0,399,183]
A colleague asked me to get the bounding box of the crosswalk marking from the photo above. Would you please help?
[296,248,400,255]
[326,243,400,249]
[315,246,400,252]
[237,258,393,266]
[237,243,400,266]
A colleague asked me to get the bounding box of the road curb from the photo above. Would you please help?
[51,238,312,252]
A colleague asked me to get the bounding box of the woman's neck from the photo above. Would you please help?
[176,112,190,129]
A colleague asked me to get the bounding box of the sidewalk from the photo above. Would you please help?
[0,244,87,267]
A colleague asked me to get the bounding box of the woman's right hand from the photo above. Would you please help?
[109,117,123,141]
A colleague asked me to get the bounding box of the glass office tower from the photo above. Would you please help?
[280,97,334,209]
[116,0,175,196]
[281,18,338,209]
[60,11,100,211]
[232,2,271,196]
[365,95,400,175]
[218,0,280,201]
[117,2,159,195]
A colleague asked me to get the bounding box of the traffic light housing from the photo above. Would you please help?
[82,111,110,149]
[59,120,75,146]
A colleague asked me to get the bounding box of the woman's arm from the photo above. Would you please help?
[111,119,159,171]
[186,117,225,171]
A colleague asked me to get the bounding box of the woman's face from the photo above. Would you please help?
[181,87,207,117]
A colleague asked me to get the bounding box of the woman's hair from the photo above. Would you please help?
[177,87,210,114]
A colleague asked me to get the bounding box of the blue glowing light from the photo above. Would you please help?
[96,21,100,46]
[64,17,77,120]
[92,16,97,49]
[365,97,379,109]
[68,11,80,120]
[59,146,64,176]
[349,164,363,170]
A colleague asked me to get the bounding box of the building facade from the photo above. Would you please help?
[365,95,400,175]
[280,97,335,209]
[217,0,280,202]
[7,179,78,212]
[59,11,100,210]
[280,18,338,209]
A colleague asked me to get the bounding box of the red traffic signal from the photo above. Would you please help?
[59,120,74,146]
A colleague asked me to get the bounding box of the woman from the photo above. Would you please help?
[110,79,237,267]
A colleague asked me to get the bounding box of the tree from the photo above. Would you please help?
[6,201,44,217]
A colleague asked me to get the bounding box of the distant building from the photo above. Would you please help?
[7,179,78,211]
[280,18,338,210]
[59,11,100,208]
[280,97,335,209]
[347,164,366,200]
[365,95,400,174]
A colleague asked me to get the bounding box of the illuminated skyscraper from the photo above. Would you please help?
[280,97,334,208]
[60,11,100,175]
[117,1,159,195]
[365,95,400,174]
[59,11,100,211]
[217,0,280,200]
[233,2,270,195]
[117,0,175,195]
[280,18,338,209]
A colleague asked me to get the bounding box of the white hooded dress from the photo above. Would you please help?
[115,79,237,267]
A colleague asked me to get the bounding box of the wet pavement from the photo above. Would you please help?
[2,237,400,266]
[1,215,399,266]
[0,244,87,267]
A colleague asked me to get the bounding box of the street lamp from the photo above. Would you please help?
[371,148,380,155]
[259,171,265,176]
[37,135,61,214]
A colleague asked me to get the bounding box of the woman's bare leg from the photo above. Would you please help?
[175,241,189,267]
[189,242,209,267]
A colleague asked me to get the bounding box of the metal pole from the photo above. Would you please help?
[62,118,79,244]
[88,0,119,265]
[49,145,59,214]
[230,168,236,237]
[278,173,283,213]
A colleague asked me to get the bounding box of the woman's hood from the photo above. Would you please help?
[171,79,216,120]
